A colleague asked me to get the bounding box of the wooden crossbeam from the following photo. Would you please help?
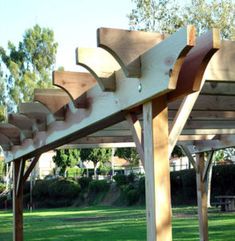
[202,81,235,95]
[23,155,41,183]
[53,71,96,104]
[187,134,235,153]
[76,47,120,91]
[170,94,235,111]
[125,113,145,166]
[97,27,167,77]
[205,40,235,82]
[168,29,220,101]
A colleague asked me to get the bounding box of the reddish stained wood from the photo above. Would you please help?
[98,27,166,77]
[23,155,41,183]
[53,71,97,104]
[168,29,220,102]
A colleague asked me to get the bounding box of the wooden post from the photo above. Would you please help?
[196,153,208,241]
[143,96,172,241]
[13,159,24,241]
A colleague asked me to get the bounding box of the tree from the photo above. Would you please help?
[128,0,235,39]
[80,148,112,179]
[53,149,80,176]
[115,147,140,167]
[0,24,58,111]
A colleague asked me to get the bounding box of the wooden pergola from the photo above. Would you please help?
[1,26,235,241]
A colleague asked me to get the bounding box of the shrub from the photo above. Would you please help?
[88,180,110,194]
[49,179,80,198]
[33,179,54,199]
[113,174,128,186]
[78,177,92,190]
[126,189,139,205]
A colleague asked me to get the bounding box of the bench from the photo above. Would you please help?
[214,196,235,212]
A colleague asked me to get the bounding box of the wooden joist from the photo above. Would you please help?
[53,71,97,105]
[34,88,71,120]
[204,40,235,82]
[97,27,167,77]
[0,123,23,145]
[8,114,34,139]
[4,26,195,162]
[76,47,120,91]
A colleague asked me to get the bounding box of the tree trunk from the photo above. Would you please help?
[94,162,98,180]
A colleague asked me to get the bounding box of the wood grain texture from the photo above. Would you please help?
[98,27,167,77]
[4,27,193,162]
[196,153,209,241]
[143,97,172,241]
[53,71,97,103]
[168,29,220,102]
[205,40,235,82]
[76,47,120,91]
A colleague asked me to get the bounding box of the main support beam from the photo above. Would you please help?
[13,160,23,241]
[143,96,172,241]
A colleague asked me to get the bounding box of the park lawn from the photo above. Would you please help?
[0,206,235,241]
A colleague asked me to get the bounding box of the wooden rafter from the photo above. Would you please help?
[76,47,120,91]
[53,71,97,105]
[97,27,167,77]
[4,26,195,163]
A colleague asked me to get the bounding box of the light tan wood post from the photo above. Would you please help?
[13,159,24,241]
[143,96,172,241]
[196,153,208,241]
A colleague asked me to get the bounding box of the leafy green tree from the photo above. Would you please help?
[0,24,58,111]
[128,0,235,39]
[53,149,80,176]
[115,147,140,167]
[80,148,112,179]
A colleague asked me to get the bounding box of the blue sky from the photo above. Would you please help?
[0,0,133,70]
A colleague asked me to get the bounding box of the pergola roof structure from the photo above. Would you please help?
[1,26,235,241]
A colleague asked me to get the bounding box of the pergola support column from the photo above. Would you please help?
[13,159,24,241]
[143,96,172,241]
[196,152,208,241]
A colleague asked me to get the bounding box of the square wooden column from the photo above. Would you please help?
[143,96,172,241]
[196,153,208,241]
[13,159,24,241]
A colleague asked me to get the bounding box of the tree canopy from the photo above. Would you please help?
[0,24,58,111]
[80,148,112,178]
[115,147,140,166]
[128,0,235,39]
[53,149,80,176]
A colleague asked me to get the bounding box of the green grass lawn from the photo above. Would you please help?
[0,206,235,241]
